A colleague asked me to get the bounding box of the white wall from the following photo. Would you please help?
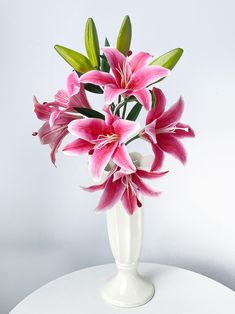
[1,0,235,312]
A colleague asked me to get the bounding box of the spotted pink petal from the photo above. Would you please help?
[157,133,187,164]
[80,70,116,86]
[128,65,170,90]
[113,119,139,143]
[112,145,136,172]
[174,122,195,138]
[146,88,166,124]
[89,142,118,181]
[102,47,126,85]
[68,118,108,140]
[157,97,184,129]
[63,138,94,155]
[132,88,152,111]
[96,176,125,211]
[129,52,152,73]
[121,188,138,215]
[132,174,161,196]
[136,169,168,179]
[104,84,126,104]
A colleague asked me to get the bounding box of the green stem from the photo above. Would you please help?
[114,100,127,115]
[125,134,140,145]
[122,103,127,119]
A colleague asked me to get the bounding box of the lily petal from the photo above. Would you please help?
[113,119,139,143]
[49,110,61,127]
[129,52,152,73]
[128,65,170,90]
[151,143,165,171]
[80,70,116,86]
[104,84,126,104]
[136,169,168,179]
[82,180,107,192]
[157,133,187,164]
[63,138,93,155]
[102,47,126,85]
[50,128,68,165]
[132,88,151,111]
[68,84,91,108]
[54,89,69,106]
[121,188,138,215]
[174,122,195,138]
[157,97,184,128]
[145,120,157,143]
[90,142,118,181]
[66,72,80,96]
[68,118,108,140]
[96,176,125,211]
[112,145,136,172]
[146,88,166,124]
[132,174,161,196]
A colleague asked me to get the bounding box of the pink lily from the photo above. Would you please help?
[33,72,91,164]
[33,97,80,165]
[83,166,168,215]
[79,47,170,110]
[50,72,91,127]
[142,88,195,171]
[63,111,140,181]
[54,71,90,109]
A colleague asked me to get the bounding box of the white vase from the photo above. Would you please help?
[101,154,155,307]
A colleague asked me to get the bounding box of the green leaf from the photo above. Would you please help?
[84,83,103,94]
[126,102,142,121]
[74,107,105,119]
[54,45,93,73]
[150,90,156,108]
[149,48,183,70]
[104,37,110,47]
[116,15,132,56]
[101,38,110,72]
[85,18,100,68]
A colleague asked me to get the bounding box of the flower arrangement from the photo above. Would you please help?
[33,16,194,215]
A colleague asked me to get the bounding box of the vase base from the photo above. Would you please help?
[101,269,155,308]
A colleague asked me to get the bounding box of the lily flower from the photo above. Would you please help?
[33,97,80,165]
[33,72,90,164]
[63,111,140,181]
[142,88,195,170]
[83,165,168,215]
[79,47,170,110]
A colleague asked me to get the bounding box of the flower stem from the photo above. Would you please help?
[122,103,127,119]
[114,100,127,115]
[125,134,140,145]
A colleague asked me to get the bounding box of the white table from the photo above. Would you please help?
[10,263,235,314]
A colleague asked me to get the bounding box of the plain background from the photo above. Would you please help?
[1,0,235,312]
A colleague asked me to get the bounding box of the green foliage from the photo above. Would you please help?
[85,18,100,68]
[54,45,93,73]
[84,83,104,94]
[101,37,110,72]
[74,107,105,119]
[126,102,142,121]
[116,15,132,56]
[150,48,183,70]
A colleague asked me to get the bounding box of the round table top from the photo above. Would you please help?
[10,263,235,314]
